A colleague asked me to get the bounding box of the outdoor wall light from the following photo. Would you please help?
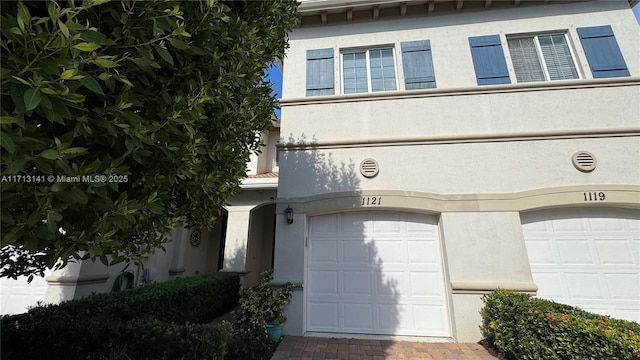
[284,205,294,224]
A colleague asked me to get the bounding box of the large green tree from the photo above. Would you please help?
[0,0,299,280]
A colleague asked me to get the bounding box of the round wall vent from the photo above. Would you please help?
[572,151,597,172]
[360,158,379,178]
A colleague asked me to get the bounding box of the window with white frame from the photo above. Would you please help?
[342,48,397,94]
[507,33,579,82]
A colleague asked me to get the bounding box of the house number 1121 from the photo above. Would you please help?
[583,192,605,201]
[361,197,382,206]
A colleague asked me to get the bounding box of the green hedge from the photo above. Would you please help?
[481,289,640,360]
[50,271,241,323]
[1,272,240,359]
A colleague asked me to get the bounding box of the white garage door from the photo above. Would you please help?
[307,212,450,337]
[521,208,640,322]
[1,271,52,315]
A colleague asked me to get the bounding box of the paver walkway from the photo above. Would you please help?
[271,336,501,360]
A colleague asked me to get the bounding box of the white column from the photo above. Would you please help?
[44,262,82,304]
[168,225,189,277]
[222,206,255,272]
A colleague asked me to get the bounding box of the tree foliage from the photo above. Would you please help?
[0,0,299,279]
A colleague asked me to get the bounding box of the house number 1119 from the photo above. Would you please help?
[583,192,606,201]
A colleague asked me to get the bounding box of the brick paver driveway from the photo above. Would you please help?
[271,336,501,360]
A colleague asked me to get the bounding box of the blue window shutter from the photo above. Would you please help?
[401,40,436,90]
[577,25,629,78]
[306,48,334,96]
[468,35,510,85]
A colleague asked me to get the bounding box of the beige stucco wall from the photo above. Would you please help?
[275,0,640,342]
[281,84,640,144]
[278,137,640,198]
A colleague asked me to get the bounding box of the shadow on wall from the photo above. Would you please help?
[245,203,277,287]
[282,134,360,195]
[280,134,401,344]
[222,246,246,276]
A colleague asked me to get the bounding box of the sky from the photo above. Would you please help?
[265,4,640,119]
[265,64,283,118]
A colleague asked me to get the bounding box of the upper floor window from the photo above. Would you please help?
[507,33,578,82]
[306,40,436,96]
[342,48,397,94]
[470,26,629,86]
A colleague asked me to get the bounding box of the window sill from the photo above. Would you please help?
[281,76,640,106]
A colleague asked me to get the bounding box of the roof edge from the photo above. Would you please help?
[299,0,409,13]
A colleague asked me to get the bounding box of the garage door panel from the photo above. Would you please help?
[565,273,605,299]
[343,271,372,295]
[309,215,338,236]
[371,213,402,233]
[557,240,594,264]
[595,240,634,265]
[522,221,547,231]
[375,240,405,264]
[605,273,639,300]
[549,217,586,232]
[522,208,640,322]
[617,309,640,322]
[589,217,628,232]
[309,270,339,295]
[414,305,448,332]
[308,212,450,337]
[308,302,339,328]
[374,270,406,297]
[342,213,370,234]
[344,303,374,331]
[525,240,556,264]
[410,272,446,297]
[378,303,404,331]
[342,241,371,264]
[394,305,416,333]
[408,240,439,264]
[310,240,338,263]
[531,272,564,298]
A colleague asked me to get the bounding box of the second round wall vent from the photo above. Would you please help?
[572,151,597,172]
[360,158,379,178]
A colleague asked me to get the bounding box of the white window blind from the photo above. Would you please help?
[507,33,578,82]
[539,34,578,80]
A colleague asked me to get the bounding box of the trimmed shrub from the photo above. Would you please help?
[114,318,232,360]
[481,289,640,360]
[225,321,273,360]
[225,270,294,360]
[50,271,240,323]
[1,273,240,359]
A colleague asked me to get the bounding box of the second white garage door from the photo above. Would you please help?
[307,212,450,337]
[522,208,640,322]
